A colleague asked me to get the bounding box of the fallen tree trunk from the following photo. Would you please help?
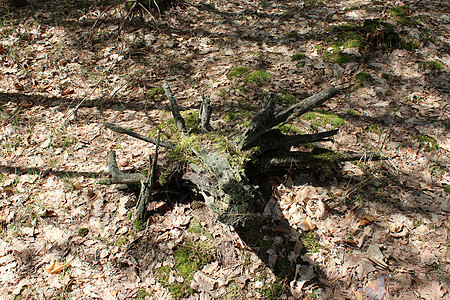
[102,82,382,226]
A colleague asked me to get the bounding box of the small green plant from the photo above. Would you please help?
[366,124,381,134]
[414,135,438,152]
[296,61,306,68]
[133,219,146,231]
[302,231,321,253]
[77,228,89,237]
[227,65,250,79]
[356,72,372,84]
[126,211,133,220]
[428,60,443,70]
[244,70,271,86]
[116,236,129,247]
[62,136,77,148]
[147,86,165,100]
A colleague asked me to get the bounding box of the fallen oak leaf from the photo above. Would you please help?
[47,260,71,274]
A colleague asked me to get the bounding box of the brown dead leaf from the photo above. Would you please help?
[298,217,316,231]
[61,88,74,96]
[418,280,447,300]
[47,260,71,274]
[366,244,388,269]
[14,82,24,91]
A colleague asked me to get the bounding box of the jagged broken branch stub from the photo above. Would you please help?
[239,87,339,150]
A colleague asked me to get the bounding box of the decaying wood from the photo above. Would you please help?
[163,81,187,135]
[101,82,383,227]
[199,92,212,131]
[100,150,145,185]
[136,130,160,220]
[239,87,339,150]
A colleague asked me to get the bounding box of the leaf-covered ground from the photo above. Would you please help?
[0,0,449,299]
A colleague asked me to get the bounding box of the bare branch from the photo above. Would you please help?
[104,122,175,149]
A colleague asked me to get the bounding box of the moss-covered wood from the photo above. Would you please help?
[102,82,382,227]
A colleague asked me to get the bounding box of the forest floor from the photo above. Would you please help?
[0,0,449,299]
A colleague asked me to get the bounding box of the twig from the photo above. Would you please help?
[104,122,175,149]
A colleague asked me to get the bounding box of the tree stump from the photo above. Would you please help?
[102,82,382,226]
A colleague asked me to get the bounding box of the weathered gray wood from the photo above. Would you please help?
[104,150,145,184]
[104,122,175,149]
[163,81,187,135]
[136,130,160,220]
[239,87,339,150]
[199,93,212,131]
[257,129,339,152]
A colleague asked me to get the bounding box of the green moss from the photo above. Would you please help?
[284,31,300,39]
[291,53,307,61]
[414,135,439,152]
[301,109,345,131]
[428,60,443,70]
[278,124,304,134]
[356,72,372,84]
[77,228,89,237]
[388,6,409,17]
[324,51,357,64]
[400,38,420,51]
[346,109,360,116]
[395,17,422,26]
[227,65,250,79]
[276,89,296,106]
[257,280,287,299]
[244,70,271,86]
[188,219,212,239]
[155,265,171,285]
[225,281,247,299]
[224,110,253,122]
[326,24,365,50]
[136,287,150,300]
[296,61,306,68]
[302,231,321,253]
[444,185,450,194]
[157,241,213,298]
